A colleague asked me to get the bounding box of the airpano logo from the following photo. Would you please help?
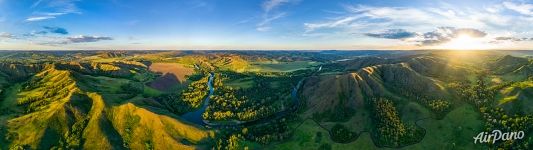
[473,130,525,144]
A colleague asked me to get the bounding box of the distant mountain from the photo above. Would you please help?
[488,55,531,75]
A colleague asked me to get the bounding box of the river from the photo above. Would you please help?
[180,72,214,126]
[181,66,319,127]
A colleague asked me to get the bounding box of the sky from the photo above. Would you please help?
[1,0,533,50]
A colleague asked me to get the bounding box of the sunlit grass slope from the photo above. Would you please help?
[1,64,213,149]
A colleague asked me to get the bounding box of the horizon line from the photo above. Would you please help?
[1,49,533,51]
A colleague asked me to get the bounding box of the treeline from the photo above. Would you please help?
[154,74,210,115]
[330,124,358,143]
[480,107,533,149]
[202,86,282,122]
[203,71,299,122]
[390,86,452,119]
[369,97,424,148]
[238,116,293,145]
[456,75,533,149]
[212,116,293,149]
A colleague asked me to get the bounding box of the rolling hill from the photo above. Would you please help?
[301,55,454,118]
[0,63,213,149]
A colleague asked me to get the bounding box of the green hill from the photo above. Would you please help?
[302,56,453,118]
[496,80,533,114]
[0,64,213,150]
[488,55,531,75]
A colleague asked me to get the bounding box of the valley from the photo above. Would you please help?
[0,50,531,149]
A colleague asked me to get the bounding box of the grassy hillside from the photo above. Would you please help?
[0,63,213,150]
[496,80,533,114]
[302,57,452,119]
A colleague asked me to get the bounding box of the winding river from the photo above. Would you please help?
[180,72,214,126]
[181,66,320,127]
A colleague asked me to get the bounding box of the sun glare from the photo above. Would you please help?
[439,34,491,50]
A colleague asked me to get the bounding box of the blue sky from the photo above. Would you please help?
[1,0,533,50]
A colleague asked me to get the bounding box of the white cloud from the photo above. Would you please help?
[38,35,114,46]
[26,0,81,22]
[503,1,533,16]
[67,35,113,43]
[258,12,286,27]
[256,26,271,32]
[257,0,297,32]
[26,16,56,22]
[305,3,528,36]
[304,16,361,32]
[262,0,290,12]
[302,2,533,48]
[31,0,44,8]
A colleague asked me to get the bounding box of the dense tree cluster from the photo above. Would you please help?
[388,79,453,119]
[454,75,496,107]
[154,74,210,114]
[455,75,533,149]
[180,75,210,108]
[427,99,451,118]
[330,124,357,143]
[215,134,245,150]
[243,118,291,144]
[203,86,281,122]
[370,97,424,147]
[203,71,299,122]
[155,93,192,115]
[120,81,144,95]
[479,107,533,149]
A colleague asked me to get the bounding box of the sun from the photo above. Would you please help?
[439,34,491,50]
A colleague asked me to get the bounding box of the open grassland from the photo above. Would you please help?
[276,104,485,150]
[224,77,254,89]
[148,63,194,91]
[0,84,22,113]
[400,102,432,122]
[403,105,486,150]
[272,119,379,150]
[149,63,194,83]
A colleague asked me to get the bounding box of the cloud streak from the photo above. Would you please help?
[493,36,533,42]
[67,35,113,43]
[303,2,533,48]
[262,0,290,12]
[43,26,69,35]
[0,32,15,39]
[26,16,56,22]
[38,35,113,46]
[26,0,81,22]
[366,27,487,46]
[503,1,533,16]
[256,0,297,32]
[365,29,417,39]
